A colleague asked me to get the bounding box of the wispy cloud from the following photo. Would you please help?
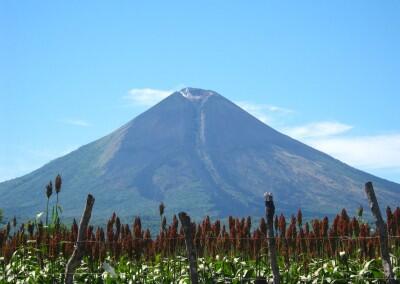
[238,100,400,178]
[63,119,91,127]
[283,121,353,139]
[120,89,400,181]
[306,134,400,170]
[124,88,174,107]
[281,121,400,174]
[235,101,293,124]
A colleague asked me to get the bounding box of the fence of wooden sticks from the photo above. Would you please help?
[0,182,399,283]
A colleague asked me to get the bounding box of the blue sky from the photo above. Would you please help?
[1,1,400,183]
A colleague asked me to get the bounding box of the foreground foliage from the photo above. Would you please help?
[0,246,399,283]
[1,181,399,283]
[2,206,400,263]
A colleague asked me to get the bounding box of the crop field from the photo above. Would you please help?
[1,206,400,283]
[3,0,400,282]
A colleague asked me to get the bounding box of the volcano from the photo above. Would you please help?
[0,88,399,221]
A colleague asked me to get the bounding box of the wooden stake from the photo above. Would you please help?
[264,192,280,284]
[64,194,95,284]
[364,182,397,284]
[178,212,199,284]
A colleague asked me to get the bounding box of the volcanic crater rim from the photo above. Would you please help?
[179,87,216,101]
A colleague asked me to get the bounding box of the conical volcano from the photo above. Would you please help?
[1,88,399,221]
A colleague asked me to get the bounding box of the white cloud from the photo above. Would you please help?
[284,121,353,139]
[235,101,293,124]
[306,134,400,170]
[281,120,400,175]
[63,119,91,127]
[124,88,173,107]
[121,91,399,181]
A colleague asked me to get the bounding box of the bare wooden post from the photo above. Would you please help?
[178,212,198,284]
[64,194,95,284]
[264,192,280,284]
[364,182,397,284]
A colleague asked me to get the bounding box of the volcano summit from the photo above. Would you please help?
[0,88,399,220]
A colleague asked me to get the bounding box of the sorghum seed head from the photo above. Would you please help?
[46,181,53,199]
[55,174,62,193]
[159,202,165,216]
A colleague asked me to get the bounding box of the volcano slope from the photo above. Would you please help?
[0,88,399,221]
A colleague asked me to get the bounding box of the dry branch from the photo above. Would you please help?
[178,212,199,284]
[64,194,95,284]
[364,182,397,284]
[264,192,280,284]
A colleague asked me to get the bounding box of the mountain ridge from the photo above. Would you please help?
[1,87,399,221]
